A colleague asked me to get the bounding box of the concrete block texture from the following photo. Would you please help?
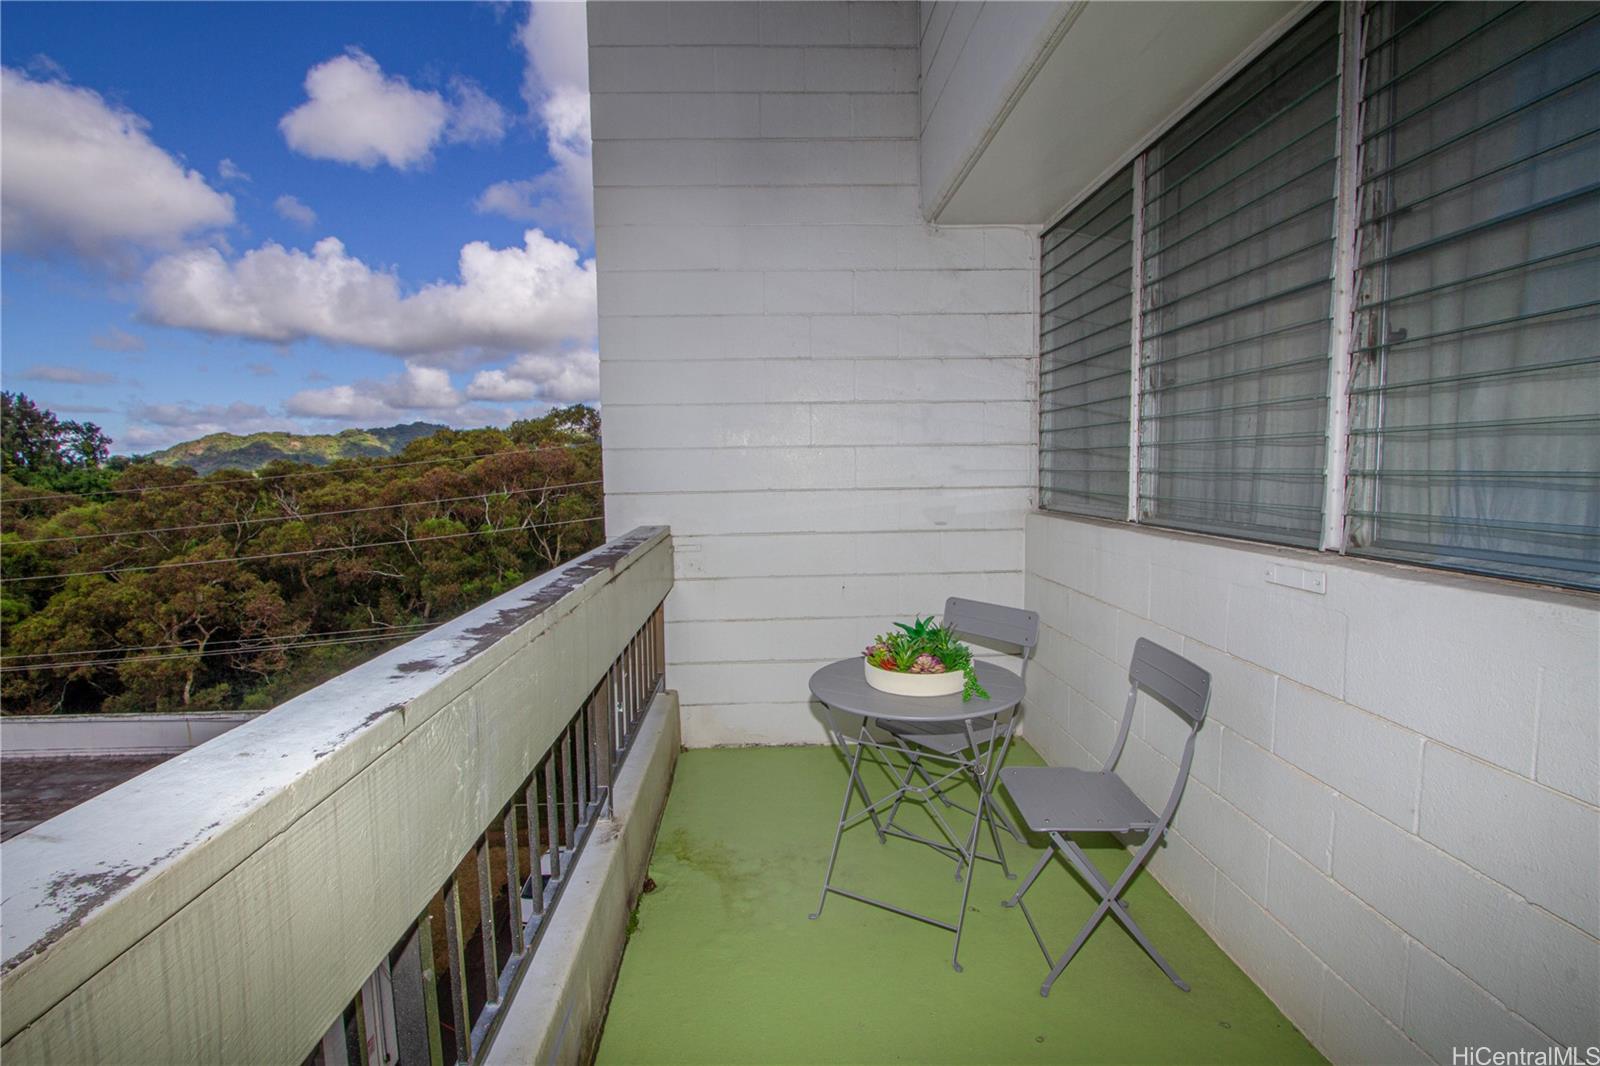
[1024,511,1600,1062]
[590,1,1036,754]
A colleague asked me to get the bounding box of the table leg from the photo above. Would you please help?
[948,720,990,972]
[810,715,872,920]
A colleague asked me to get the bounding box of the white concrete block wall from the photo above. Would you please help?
[590,2,1036,747]
[1023,511,1600,1063]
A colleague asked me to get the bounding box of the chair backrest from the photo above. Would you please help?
[1129,638,1210,726]
[942,597,1039,661]
[1105,638,1212,826]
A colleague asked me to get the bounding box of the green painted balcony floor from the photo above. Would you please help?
[596,744,1325,1065]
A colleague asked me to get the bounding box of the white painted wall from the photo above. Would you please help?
[590,1,1038,747]
[916,1,1069,219]
[1023,510,1600,1064]
[929,1,1296,225]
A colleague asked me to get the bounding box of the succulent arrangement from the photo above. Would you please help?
[863,615,989,701]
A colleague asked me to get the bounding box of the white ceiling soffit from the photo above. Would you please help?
[935,1,1302,226]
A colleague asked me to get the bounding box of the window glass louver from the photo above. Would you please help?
[1039,168,1136,519]
[1137,4,1342,546]
[1036,1,1598,591]
[1346,1,1600,588]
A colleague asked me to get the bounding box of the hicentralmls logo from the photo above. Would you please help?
[1453,1048,1600,1066]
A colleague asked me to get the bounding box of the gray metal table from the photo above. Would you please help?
[807,658,1025,971]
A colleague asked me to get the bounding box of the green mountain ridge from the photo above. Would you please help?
[149,422,449,474]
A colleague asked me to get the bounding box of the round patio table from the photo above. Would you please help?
[807,657,1025,971]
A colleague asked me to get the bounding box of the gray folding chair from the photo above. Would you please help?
[998,638,1210,996]
[880,597,1038,877]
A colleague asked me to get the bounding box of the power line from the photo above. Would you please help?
[9,479,603,546]
[0,629,443,674]
[0,514,605,584]
[7,442,597,503]
[0,622,438,663]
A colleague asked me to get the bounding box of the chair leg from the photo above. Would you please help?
[1003,849,1052,908]
[1041,832,1188,993]
[981,791,1015,880]
[910,754,956,808]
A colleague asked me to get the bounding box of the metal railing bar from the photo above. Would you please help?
[476,839,499,1006]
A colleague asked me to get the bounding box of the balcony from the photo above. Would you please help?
[596,745,1324,1065]
[2,525,1327,1065]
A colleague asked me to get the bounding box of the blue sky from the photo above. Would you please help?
[1,1,596,452]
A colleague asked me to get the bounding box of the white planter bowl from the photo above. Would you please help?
[864,659,963,697]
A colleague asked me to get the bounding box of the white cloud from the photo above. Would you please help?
[0,68,234,261]
[446,77,509,145]
[218,158,251,182]
[287,364,510,425]
[91,327,147,352]
[467,348,598,404]
[279,49,506,170]
[478,4,592,239]
[274,194,317,227]
[141,228,597,364]
[119,400,298,450]
[18,363,117,385]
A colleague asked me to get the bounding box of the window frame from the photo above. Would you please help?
[1035,0,1599,593]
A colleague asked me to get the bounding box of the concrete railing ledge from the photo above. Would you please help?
[0,526,672,1056]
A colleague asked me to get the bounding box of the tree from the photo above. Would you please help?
[0,405,606,715]
[1,392,112,492]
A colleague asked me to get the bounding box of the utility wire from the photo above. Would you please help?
[0,514,604,584]
[0,622,438,663]
[7,442,597,503]
[9,479,602,546]
[0,629,443,674]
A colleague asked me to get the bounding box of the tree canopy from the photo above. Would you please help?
[0,399,604,715]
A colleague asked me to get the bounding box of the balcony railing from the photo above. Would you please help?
[0,527,673,1065]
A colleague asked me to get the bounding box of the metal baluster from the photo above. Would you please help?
[649,605,662,688]
[576,704,588,819]
[391,912,445,1066]
[569,723,582,845]
[590,679,613,816]
[543,753,561,883]
[613,658,625,749]
[630,635,642,724]
[525,778,545,920]
[652,605,665,688]
[475,838,498,1004]
[441,881,471,1064]
[503,803,524,956]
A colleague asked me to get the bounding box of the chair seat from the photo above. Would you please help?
[999,766,1158,833]
[884,720,1000,756]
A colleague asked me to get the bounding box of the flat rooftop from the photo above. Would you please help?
[1,754,171,841]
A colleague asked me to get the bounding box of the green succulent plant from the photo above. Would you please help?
[863,615,989,701]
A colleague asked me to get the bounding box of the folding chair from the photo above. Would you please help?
[998,637,1210,996]
[881,597,1038,877]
